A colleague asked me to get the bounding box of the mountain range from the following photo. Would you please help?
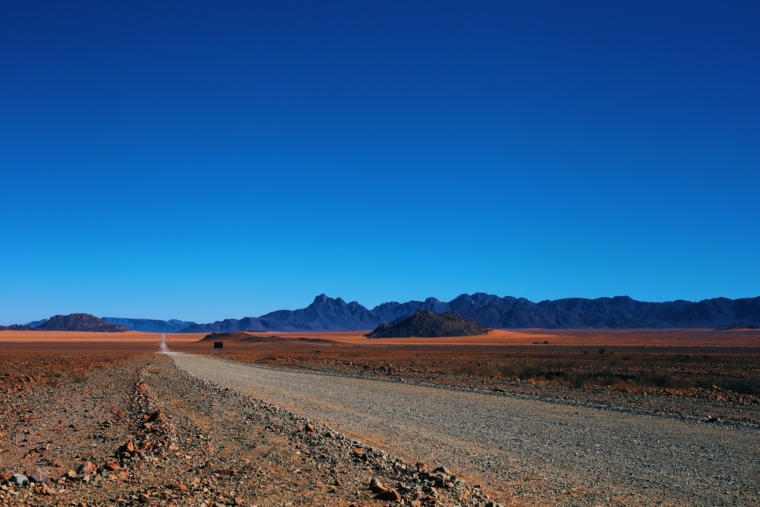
[177,293,760,332]
[13,294,760,332]
[101,318,197,333]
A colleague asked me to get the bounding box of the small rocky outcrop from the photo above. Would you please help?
[365,310,489,338]
[0,324,33,331]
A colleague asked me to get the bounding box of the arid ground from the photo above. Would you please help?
[1,329,759,506]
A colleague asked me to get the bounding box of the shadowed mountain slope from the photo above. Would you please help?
[102,318,197,333]
[179,294,760,332]
[366,310,489,338]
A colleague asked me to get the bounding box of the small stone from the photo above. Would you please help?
[369,477,388,493]
[433,466,452,475]
[120,441,135,454]
[27,467,50,483]
[376,489,402,501]
[104,462,119,471]
[352,447,364,456]
[411,501,422,507]
[306,423,315,432]
[416,462,429,472]
[66,470,77,479]
[77,462,95,475]
[12,474,29,486]
[146,409,163,422]
[234,498,244,505]
[139,492,151,502]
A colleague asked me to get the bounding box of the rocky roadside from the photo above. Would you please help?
[0,354,499,507]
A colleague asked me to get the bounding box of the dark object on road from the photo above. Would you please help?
[366,310,489,338]
[214,342,223,349]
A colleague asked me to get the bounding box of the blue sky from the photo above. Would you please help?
[1,1,758,324]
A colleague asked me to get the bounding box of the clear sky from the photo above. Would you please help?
[1,1,758,324]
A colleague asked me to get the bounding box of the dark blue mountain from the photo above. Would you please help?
[101,318,197,333]
[177,293,760,332]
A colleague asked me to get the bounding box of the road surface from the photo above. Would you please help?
[172,354,760,506]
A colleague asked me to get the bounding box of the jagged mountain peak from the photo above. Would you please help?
[176,293,760,333]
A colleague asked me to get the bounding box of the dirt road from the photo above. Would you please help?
[172,354,760,506]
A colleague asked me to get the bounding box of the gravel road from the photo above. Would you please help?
[173,354,760,506]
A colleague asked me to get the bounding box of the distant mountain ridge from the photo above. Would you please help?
[36,313,128,332]
[12,294,760,332]
[178,293,760,332]
[101,317,196,333]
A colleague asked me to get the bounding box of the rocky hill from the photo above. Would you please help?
[0,324,33,331]
[366,310,489,338]
[180,293,760,332]
[35,313,128,332]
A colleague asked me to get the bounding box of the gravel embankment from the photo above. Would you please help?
[1,355,476,506]
[173,354,760,506]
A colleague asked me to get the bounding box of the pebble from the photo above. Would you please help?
[27,467,49,483]
[12,474,29,487]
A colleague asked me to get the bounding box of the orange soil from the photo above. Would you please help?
[1,328,758,353]
[233,328,760,347]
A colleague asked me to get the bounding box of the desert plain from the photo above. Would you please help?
[1,329,759,507]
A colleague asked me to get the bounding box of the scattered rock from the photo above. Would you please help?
[119,441,135,454]
[12,474,29,486]
[27,467,49,483]
[77,462,96,475]
[376,489,402,501]
[369,477,388,493]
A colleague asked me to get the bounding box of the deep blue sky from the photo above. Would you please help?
[1,1,758,324]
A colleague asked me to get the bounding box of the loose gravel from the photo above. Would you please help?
[174,354,760,506]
